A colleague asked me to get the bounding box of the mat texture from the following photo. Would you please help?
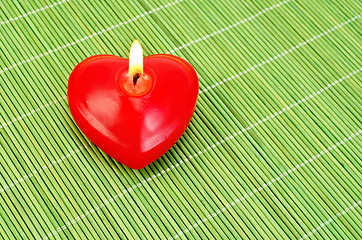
[0,0,361,239]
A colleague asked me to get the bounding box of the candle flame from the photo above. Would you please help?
[129,40,143,78]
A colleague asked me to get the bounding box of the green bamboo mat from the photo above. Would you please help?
[0,0,361,239]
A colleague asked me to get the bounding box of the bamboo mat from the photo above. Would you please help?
[1,0,361,239]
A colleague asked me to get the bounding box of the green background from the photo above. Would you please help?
[0,0,361,239]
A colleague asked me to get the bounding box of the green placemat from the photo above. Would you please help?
[1,0,361,239]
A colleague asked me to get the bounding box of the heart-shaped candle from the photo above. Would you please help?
[68,41,198,169]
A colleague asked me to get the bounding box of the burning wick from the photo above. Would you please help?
[121,40,152,96]
[129,40,143,86]
[133,73,141,85]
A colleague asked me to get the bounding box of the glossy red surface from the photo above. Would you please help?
[68,54,198,169]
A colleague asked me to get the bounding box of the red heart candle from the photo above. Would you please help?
[68,41,198,169]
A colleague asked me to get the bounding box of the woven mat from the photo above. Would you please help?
[1,0,361,239]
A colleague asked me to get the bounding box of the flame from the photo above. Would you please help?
[129,40,143,77]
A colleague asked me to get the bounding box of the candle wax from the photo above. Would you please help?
[68,54,198,169]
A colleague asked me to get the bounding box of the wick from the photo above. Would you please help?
[133,73,141,85]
